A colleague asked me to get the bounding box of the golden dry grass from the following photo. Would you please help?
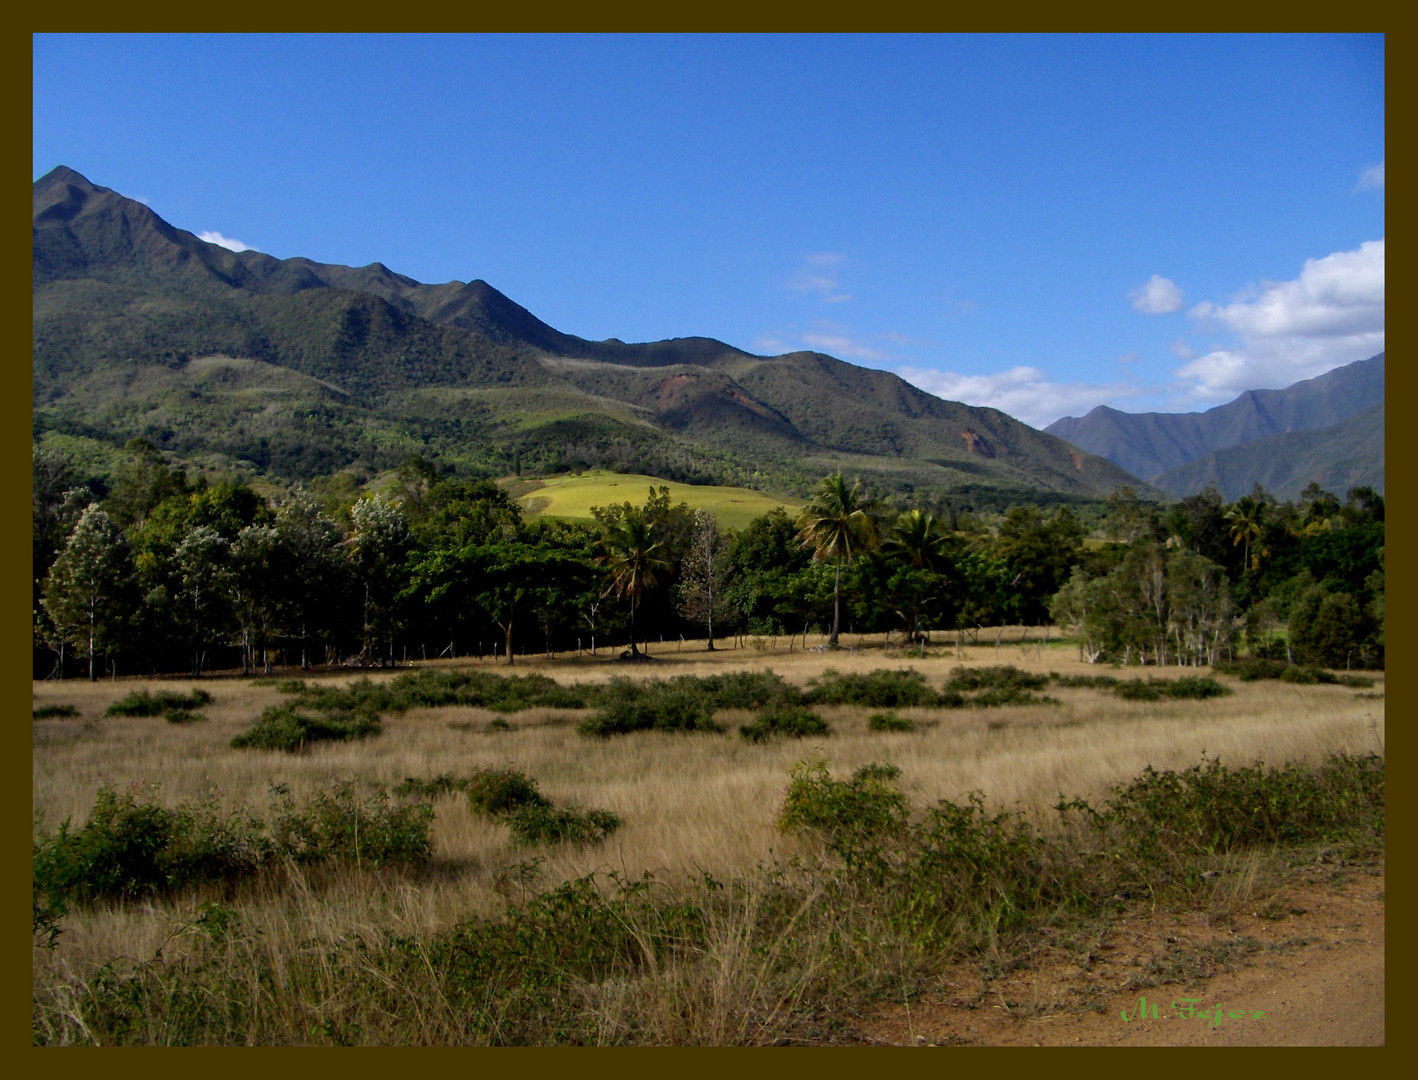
[33,633,1384,979]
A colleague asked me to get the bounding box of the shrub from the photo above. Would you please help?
[230,701,381,752]
[805,668,940,707]
[464,768,552,816]
[1215,658,1288,681]
[1074,753,1385,865]
[739,704,830,743]
[1115,679,1162,701]
[664,670,801,710]
[578,679,722,737]
[505,804,622,846]
[944,665,1048,693]
[1166,676,1231,700]
[105,688,213,718]
[867,710,915,732]
[270,781,434,867]
[1114,677,1231,702]
[33,704,78,719]
[778,757,909,862]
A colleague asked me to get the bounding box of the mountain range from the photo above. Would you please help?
[1044,353,1384,501]
[33,166,1143,507]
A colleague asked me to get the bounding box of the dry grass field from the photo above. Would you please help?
[31,631,1385,1044]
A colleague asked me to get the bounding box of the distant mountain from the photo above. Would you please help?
[33,166,1144,505]
[1150,403,1385,501]
[1045,353,1384,494]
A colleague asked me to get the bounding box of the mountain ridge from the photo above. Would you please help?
[1044,353,1385,485]
[33,165,1147,503]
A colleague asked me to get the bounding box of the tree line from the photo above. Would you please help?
[33,439,1384,679]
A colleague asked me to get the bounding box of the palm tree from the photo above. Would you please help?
[885,508,950,570]
[599,513,672,658]
[796,472,876,646]
[1224,495,1265,572]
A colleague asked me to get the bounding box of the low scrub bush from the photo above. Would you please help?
[867,710,915,732]
[463,768,552,816]
[944,665,1048,693]
[1215,658,1289,681]
[33,704,78,719]
[383,669,590,712]
[1063,753,1384,873]
[1049,673,1120,688]
[1113,677,1230,702]
[778,758,909,869]
[738,704,830,743]
[805,668,939,708]
[33,780,432,927]
[578,679,722,736]
[664,670,801,710]
[269,781,433,868]
[105,688,213,718]
[505,804,622,846]
[230,701,381,752]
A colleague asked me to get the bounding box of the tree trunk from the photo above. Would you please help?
[829,558,843,645]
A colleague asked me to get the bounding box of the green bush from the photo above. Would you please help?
[1215,658,1288,681]
[664,670,801,710]
[1166,676,1231,699]
[944,665,1048,693]
[32,780,437,917]
[105,688,213,718]
[464,768,552,816]
[739,704,830,743]
[1114,677,1231,702]
[270,781,434,868]
[778,757,909,867]
[577,679,722,737]
[230,701,381,752]
[1098,753,1382,860]
[33,704,79,719]
[505,804,622,846]
[867,711,915,732]
[1114,679,1162,701]
[805,668,940,707]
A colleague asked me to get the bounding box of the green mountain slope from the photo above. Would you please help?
[1044,353,1385,484]
[1150,403,1385,501]
[33,166,1146,503]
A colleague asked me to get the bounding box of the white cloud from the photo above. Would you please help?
[198,230,256,253]
[800,331,889,363]
[1358,161,1384,190]
[1168,338,1196,362]
[1130,274,1184,314]
[1177,239,1384,401]
[896,365,1143,429]
[787,252,852,302]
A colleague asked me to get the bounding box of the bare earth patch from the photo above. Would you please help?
[856,863,1384,1046]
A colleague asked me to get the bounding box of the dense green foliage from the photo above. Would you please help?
[34,436,1384,679]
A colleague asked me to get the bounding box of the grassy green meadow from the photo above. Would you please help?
[509,469,803,530]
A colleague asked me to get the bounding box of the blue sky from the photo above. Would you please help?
[33,33,1384,428]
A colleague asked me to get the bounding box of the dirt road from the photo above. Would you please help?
[856,863,1384,1046]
